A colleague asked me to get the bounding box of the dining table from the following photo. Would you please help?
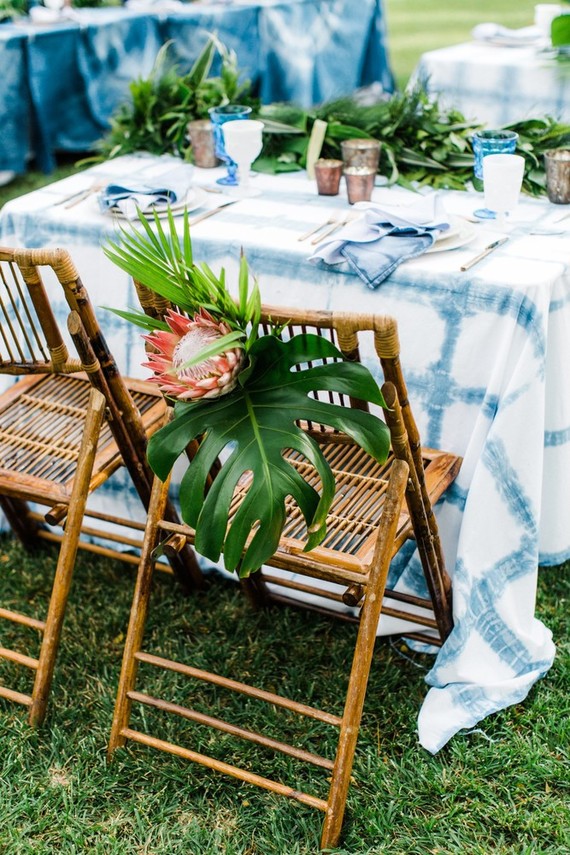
[0,0,393,176]
[410,40,570,127]
[0,154,566,755]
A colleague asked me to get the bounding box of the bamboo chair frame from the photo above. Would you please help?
[0,247,202,726]
[108,294,462,849]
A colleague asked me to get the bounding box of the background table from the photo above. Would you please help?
[410,41,570,126]
[0,0,393,175]
[0,157,566,754]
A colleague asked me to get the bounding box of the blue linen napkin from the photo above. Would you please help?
[98,163,194,220]
[308,195,450,289]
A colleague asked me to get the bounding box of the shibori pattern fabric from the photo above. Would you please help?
[409,41,570,128]
[0,0,393,176]
[0,157,566,753]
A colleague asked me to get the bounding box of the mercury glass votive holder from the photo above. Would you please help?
[344,168,376,204]
[187,119,219,168]
[340,138,381,173]
[314,159,344,195]
[544,149,570,204]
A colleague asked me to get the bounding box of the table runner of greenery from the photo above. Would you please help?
[91,36,570,197]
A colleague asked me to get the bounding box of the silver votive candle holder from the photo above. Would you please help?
[544,149,570,204]
[187,119,219,168]
[344,167,376,204]
[314,158,344,195]
[340,138,381,172]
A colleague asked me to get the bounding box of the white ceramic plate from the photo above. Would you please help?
[436,215,463,242]
[106,186,208,219]
[427,217,477,254]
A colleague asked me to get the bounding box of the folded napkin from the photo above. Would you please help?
[98,163,194,220]
[471,23,543,46]
[309,195,450,289]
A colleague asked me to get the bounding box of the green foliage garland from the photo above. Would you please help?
[93,36,570,196]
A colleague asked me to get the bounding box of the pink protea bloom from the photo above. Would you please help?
[143,308,245,401]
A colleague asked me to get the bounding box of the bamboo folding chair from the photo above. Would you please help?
[108,299,462,849]
[0,247,202,726]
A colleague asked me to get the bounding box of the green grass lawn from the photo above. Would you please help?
[1,538,569,854]
[1,3,569,852]
[385,0,537,87]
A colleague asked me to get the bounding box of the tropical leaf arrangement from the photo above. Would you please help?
[92,36,258,162]
[104,213,391,576]
[92,35,570,197]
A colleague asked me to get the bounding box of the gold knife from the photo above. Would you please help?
[189,198,240,226]
[460,236,509,272]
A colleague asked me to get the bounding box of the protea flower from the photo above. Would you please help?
[143,308,245,401]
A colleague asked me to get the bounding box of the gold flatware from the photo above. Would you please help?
[460,236,509,272]
[189,198,240,226]
[297,215,338,242]
[64,181,105,209]
[51,187,93,208]
[310,213,353,246]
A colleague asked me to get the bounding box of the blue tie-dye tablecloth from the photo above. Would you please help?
[410,41,570,127]
[0,156,566,753]
[0,0,393,174]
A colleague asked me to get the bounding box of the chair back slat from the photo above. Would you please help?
[0,259,54,369]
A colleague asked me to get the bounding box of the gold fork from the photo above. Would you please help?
[297,215,339,242]
[63,180,105,209]
[310,212,354,246]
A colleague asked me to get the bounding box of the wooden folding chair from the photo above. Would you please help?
[0,247,202,725]
[108,302,461,849]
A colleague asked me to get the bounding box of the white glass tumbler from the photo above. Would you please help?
[482,154,525,229]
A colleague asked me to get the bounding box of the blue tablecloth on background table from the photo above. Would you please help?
[1,157,567,753]
[0,0,394,174]
[410,41,570,127]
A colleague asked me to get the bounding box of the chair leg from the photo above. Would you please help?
[321,459,409,850]
[108,472,172,757]
[0,496,42,549]
[28,390,106,727]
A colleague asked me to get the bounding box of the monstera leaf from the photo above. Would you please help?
[148,333,391,576]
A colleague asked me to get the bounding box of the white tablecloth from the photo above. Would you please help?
[410,41,570,126]
[1,156,567,753]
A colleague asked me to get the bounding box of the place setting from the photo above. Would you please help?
[296,138,478,285]
[88,109,266,225]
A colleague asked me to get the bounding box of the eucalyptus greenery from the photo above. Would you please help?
[104,212,390,576]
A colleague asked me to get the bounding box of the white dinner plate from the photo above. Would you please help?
[485,35,543,47]
[105,186,208,220]
[427,217,477,254]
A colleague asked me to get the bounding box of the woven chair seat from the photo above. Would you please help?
[230,442,459,576]
[0,374,165,506]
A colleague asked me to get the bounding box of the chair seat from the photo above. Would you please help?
[229,441,461,578]
[0,373,165,506]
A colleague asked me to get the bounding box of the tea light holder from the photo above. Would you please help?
[314,159,344,195]
[344,168,376,204]
[187,119,219,169]
[544,149,570,204]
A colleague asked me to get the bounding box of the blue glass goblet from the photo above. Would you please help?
[471,129,518,219]
[208,105,252,186]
